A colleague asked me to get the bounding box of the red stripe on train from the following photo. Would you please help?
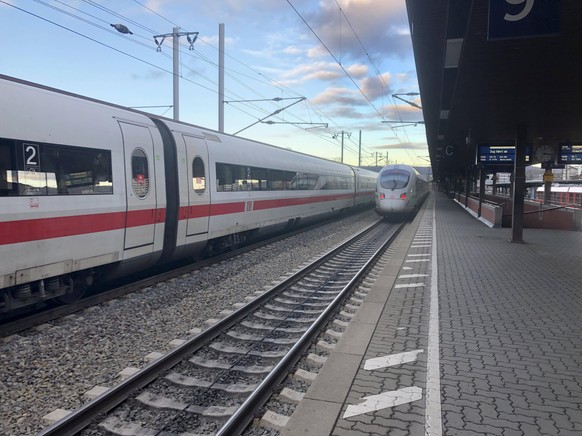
[1,194,356,245]
[0,212,126,245]
[253,193,354,210]
[0,209,164,245]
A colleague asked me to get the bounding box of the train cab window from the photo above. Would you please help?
[380,169,410,190]
[192,156,206,194]
[131,149,149,199]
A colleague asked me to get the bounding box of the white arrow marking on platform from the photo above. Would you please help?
[399,274,428,279]
[395,283,425,289]
[364,349,424,370]
[343,387,423,418]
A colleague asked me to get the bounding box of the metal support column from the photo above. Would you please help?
[511,125,527,242]
[478,167,486,217]
[218,23,225,133]
[464,168,470,208]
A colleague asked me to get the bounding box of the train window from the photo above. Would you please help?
[380,169,409,190]
[192,157,206,194]
[291,172,318,190]
[45,145,113,195]
[214,162,352,192]
[250,166,268,190]
[269,169,295,190]
[0,139,113,196]
[0,140,17,196]
[131,149,149,199]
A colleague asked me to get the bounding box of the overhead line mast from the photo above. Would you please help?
[153,27,199,121]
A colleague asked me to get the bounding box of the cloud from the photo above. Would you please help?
[373,141,428,151]
[131,70,166,80]
[383,102,423,121]
[302,0,412,61]
[310,87,362,106]
[360,72,391,100]
[283,46,304,55]
[346,63,368,77]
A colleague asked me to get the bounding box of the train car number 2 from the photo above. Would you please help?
[23,143,41,172]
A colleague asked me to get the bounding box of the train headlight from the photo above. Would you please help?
[379,193,385,200]
[400,193,407,200]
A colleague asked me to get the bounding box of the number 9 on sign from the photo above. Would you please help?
[504,0,535,22]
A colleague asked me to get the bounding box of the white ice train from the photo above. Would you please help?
[374,164,429,218]
[0,75,377,314]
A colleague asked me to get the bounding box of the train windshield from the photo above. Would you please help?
[380,169,410,190]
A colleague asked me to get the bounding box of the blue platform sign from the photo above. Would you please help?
[477,144,531,167]
[558,143,582,164]
[488,0,560,40]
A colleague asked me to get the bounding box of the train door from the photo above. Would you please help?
[119,122,158,250]
[182,135,210,237]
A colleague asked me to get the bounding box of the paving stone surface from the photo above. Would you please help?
[330,191,582,435]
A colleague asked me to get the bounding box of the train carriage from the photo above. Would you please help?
[0,78,169,310]
[0,74,377,314]
[352,166,377,207]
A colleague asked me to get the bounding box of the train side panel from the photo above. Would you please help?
[204,133,356,242]
[352,167,377,207]
[148,119,360,260]
[151,119,212,261]
[0,78,166,310]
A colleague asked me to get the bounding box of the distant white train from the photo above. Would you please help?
[375,164,430,218]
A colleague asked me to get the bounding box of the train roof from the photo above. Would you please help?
[378,164,429,181]
[0,73,367,173]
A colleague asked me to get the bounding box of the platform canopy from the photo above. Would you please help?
[405,0,582,180]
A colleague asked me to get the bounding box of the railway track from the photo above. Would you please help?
[38,219,403,436]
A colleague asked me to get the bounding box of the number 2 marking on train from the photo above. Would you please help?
[504,0,534,22]
[23,143,40,170]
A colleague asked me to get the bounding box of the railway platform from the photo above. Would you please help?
[280,190,582,435]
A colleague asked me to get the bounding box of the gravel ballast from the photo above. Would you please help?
[0,210,380,435]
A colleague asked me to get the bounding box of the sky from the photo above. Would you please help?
[0,0,429,168]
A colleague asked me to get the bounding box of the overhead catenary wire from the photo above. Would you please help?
[330,0,423,165]
[5,0,382,164]
[286,0,385,123]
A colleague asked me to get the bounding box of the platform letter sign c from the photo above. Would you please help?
[504,0,534,22]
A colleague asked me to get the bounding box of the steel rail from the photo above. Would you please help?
[216,221,405,435]
[37,218,384,436]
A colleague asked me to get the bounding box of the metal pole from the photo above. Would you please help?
[341,131,344,163]
[358,130,361,167]
[478,167,486,217]
[511,125,527,242]
[218,23,225,132]
[173,26,179,121]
